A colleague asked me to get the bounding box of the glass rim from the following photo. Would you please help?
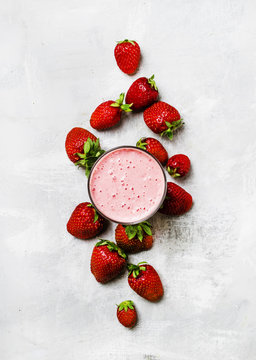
[87,145,167,225]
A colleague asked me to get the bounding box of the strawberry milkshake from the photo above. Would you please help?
[88,146,166,224]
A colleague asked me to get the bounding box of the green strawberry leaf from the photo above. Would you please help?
[143,221,151,226]
[136,137,147,150]
[166,131,174,140]
[76,152,85,158]
[117,39,135,46]
[110,102,121,108]
[168,167,181,178]
[120,103,133,112]
[84,139,91,153]
[110,93,133,113]
[96,239,127,259]
[124,221,152,242]
[96,239,109,247]
[87,204,99,223]
[93,210,99,223]
[161,119,183,140]
[148,74,158,91]
[111,92,125,107]
[141,223,152,236]
[94,138,99,149]
[125,226,137,240]
[127,262,147,277]
[137,226,143,242]
[85,168,90,177]
[161,128,173,140]
[170,119,183,129]
[117,92,125,105]
[75,137,105,177]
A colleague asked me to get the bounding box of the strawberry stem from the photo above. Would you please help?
[117,300,134,312]
[124,222,152,242]
[75,137,105,177]
[127,262,147,277]
[136,137,148,150]
[161,119,183,140]
[117,39,136,46]
[110,93,133,112]
[167,166,181,178]
[115,93,125,105]
[148,74,158,91]
[96,239,127,259]
[121,103,133,112]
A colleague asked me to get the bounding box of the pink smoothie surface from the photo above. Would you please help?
[89,147,166,224]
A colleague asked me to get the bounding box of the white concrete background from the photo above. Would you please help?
[1,0,256,359]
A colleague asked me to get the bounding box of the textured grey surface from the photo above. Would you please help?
[1,0,256,359]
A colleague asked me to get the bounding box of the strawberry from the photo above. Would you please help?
[127,262,163,302]
[143,101,183,140]
[65,127,105,176]
[91,239,127,283]
[115,222,153,254]
[67,202,106,240]
[116,300,137,328]
[90,93,132,130]
[159,182,192,216]
[167,154,191,178]
[74,137,105,177]
[65,127,97,163]
[114,39,140,75]
[125,75,158,111]
[136,137,168,165]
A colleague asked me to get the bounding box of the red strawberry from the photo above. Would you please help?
[65,128,105,177]
[159,182,192,216]
[127,262,163,302]
[67,202,106,240]
[115,222,153,254]
[125,75,158,111]
[90,240,127,283]
[114,39,140,75]
[90,93,132,130]
[65,127,97,163]
[144,101,183,140]
[116,300,137,328]
[167,154,191,178]
[136,137,168,165]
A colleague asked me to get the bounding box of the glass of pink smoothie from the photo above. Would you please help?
[88,146,167,224]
